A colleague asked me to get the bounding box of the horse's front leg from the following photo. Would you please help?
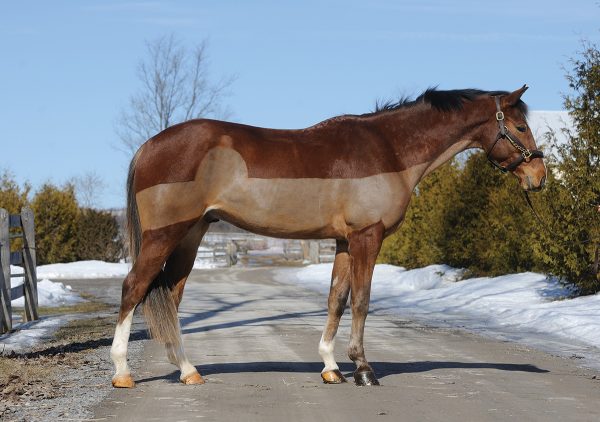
[319,240,352,384]
[347,222,385,386]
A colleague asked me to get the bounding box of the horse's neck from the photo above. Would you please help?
[381,106,482,178]
[421,139,475,178]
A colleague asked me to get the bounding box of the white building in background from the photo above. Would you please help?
[527,111,574,157]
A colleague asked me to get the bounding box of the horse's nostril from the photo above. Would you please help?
[540,175,546,188]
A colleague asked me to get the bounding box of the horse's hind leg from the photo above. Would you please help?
[110,223,193,388]
[163,220,209,385]
[319,240,351,384]
[347,222,385,386]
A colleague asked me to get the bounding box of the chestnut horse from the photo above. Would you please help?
[110,86,546,388]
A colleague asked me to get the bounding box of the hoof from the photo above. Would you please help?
[321,369,347,384]
[181,372,205,385]
[354,370,380,386]
[112,374,135,388]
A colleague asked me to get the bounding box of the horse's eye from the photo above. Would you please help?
[516,125,527,133]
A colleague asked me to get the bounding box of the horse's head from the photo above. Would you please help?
[479,85,547,191]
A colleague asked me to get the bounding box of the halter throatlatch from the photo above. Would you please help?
[487,97,544,173]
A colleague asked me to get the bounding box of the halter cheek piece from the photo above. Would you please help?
[487,97,544,173]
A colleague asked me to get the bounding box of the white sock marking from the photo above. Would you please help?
[319,334,339,372]
[111,309,134,377]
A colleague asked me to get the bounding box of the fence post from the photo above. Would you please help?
[300,240,309,262]
[21,207,38,321]
[0,209,11,333]
[226,241,238,266]
[309,241,320,264]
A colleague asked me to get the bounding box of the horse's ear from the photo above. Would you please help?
[501,85,528,107]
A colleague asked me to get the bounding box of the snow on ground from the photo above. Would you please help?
[37,261,130,279]
[194,247,220,269]
[193,260,219,270]
[0,316,80,353]
[12,279,85,308]
[37,258,216,279]
[8,257,216,309]
[278,263,600,368]
[10,265,85,308]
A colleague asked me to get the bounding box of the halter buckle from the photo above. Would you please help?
[495,111,505,121]
[522,149,532,162]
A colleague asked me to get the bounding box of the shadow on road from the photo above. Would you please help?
[135,360,548,385]
[181,308,328,335]
[3,330,149,359]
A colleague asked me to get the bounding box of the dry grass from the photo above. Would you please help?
[11,293,113,319]
[0,295,118,418]
[53,315,116,342]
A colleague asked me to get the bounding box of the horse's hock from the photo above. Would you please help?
[0,207,39,334]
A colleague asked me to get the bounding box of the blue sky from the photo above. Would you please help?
[1,1,599,209]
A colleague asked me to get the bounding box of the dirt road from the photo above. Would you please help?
[75,267,600,421]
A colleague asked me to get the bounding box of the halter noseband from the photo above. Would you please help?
[486,97,544,173]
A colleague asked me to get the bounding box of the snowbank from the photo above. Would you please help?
[12,279,84,308]
[279,264,600,363]
[37,260,130,279]
[10,265,85,307]
[8,258,216,308]
[37,258,216,279]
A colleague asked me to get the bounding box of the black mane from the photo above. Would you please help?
[371,88,528,116]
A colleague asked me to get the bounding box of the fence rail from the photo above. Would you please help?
[0,207,38,334]
[201,233,336,265]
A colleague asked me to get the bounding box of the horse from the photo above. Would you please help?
[110,85,546,388]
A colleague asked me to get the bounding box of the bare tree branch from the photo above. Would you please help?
[115,34,235,155]
[72,171,106,209]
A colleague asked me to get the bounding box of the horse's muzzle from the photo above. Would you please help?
[525,175,546,192]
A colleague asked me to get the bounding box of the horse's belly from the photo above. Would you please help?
[212,171,411,239]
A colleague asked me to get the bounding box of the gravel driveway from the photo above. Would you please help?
[3,266,600,421]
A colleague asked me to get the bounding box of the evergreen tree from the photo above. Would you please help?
[443,153,502,273]
[75,208,123,262]
[0,171,30,214]
[31,183,79,265]
[0,171,31,251]
[533,42,600,293]
[379,160,461,267]
[473,162,538,275]
[380,152,544,277]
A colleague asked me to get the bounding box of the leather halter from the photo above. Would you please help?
[486,97,544,173]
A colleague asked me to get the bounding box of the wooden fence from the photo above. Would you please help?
[197,242,238,266]
[0,207,38,334]
[283,240,336,263]
[198,234,335,266]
